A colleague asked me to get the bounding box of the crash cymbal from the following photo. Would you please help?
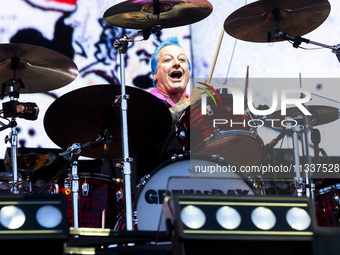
[103,0,213,29]
[5,153,53,171]
[267,105,339,128]
[0,43,78,93]
[44,85,172,159]
[224,0,330,43]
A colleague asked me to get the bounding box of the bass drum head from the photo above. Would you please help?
[135,155,261,231]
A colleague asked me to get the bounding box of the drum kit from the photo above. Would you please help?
[0,0,340,233]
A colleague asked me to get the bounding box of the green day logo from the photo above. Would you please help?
[198,83,312,128]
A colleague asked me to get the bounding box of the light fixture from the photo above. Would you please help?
[164,194,316,255]
[0,194,68,255]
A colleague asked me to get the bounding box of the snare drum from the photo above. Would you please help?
[176,93,264,167]
[315,183,340,226]
[61,173,123,228]
[134,155,263,231]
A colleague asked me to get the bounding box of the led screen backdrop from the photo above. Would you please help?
[0,0,340,159]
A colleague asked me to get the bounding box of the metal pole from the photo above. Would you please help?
[119,48,133,231]
[9,85,19,194]
[71,160,79,228]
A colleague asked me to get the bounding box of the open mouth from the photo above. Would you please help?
[170,71,183,80]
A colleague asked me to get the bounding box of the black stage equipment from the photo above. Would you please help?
[164,194,316,255]
[0,194,68,255]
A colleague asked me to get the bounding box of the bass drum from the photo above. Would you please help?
[134,155,263,231]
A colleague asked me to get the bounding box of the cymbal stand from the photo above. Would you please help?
[113,26,162,231]
[300,115,313,199]
[69,143,81,229]
[272,30,340,63]
[285,117,305,197]
[4,81,21,194]
[114,35,133,231]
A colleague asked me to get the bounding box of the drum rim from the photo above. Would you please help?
[77,172,118,182]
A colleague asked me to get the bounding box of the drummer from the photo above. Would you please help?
[136,37,202,179]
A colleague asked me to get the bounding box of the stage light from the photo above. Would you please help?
[36,205,63,229]
[181,205,206,229]
[0,194,68,255]
[251,206,276,230]
[0,206,26,229]
[286,207,311,231]
[216,206,241,230]
[164,194,316,255]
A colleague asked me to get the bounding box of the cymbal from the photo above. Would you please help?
[0,43,78,93]
[267,105,339,128]
[5,153,53,171]
[44,85,172,159]
[224,0,331,43]
[103,0,213,29]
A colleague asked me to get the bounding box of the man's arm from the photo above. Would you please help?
[168,85,206,123]
[169,98,190,123]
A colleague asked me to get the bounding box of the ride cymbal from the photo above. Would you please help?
[266,105,339,129]
[224,0,331,43]
[44,85,172,159]
[0,43,78,93]
[103,0,213,29]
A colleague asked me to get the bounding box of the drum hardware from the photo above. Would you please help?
[0,43,78,194]
[282,117,305,196]
[224,0,330,43]
[82,182,89,197]
[71,156,79,229]
[113,29,148,230]
[137,174,151,190]
[5,153,53,193]
[1,79,39,194]
[103,0,213,30]
[247,175,266,196]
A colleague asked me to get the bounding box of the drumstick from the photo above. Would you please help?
[207,27,225,84]
[245,65,249,100]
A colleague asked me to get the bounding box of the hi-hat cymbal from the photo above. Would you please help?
[5,153,53,172]
[44,85,172,159]
[266,105,339,129]
[224,0,331,43]
[0,43,78,93]
[103,0,213,29]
